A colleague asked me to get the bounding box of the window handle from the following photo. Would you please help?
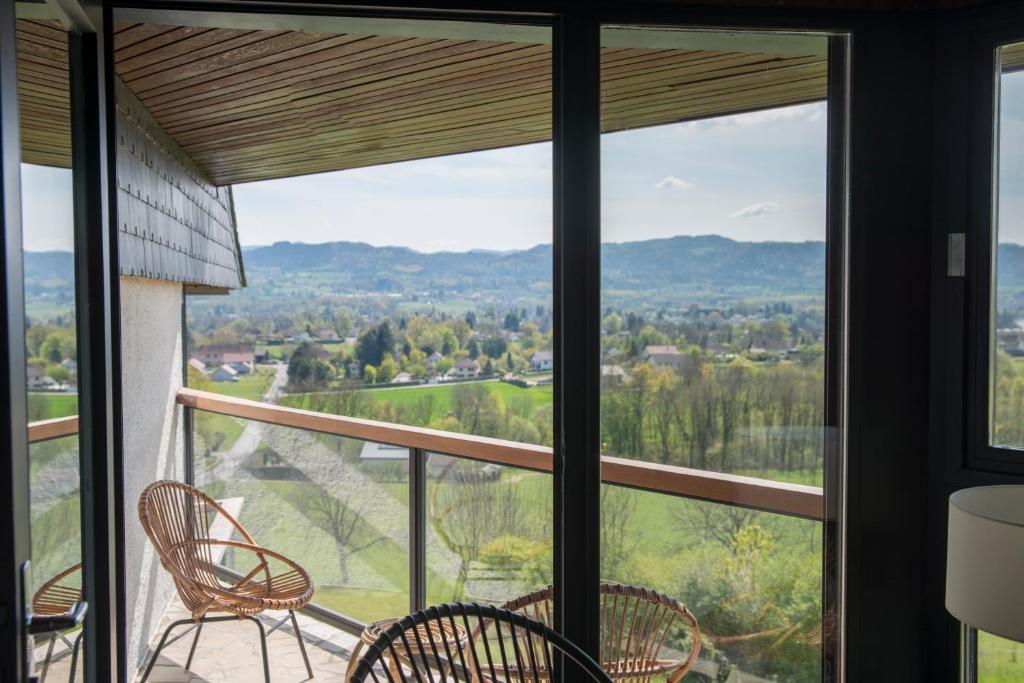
[27,600,88,635]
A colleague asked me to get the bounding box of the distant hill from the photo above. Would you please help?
[237,235,828,304]
[26,237,1024,312]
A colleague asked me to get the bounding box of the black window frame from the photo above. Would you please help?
[13,1,861,681]
[108,3,853,680]
[963,16,1024,476]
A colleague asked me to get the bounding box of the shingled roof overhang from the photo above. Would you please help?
[20,8,839,185]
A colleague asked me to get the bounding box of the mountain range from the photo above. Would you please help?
[24,235,1024,313]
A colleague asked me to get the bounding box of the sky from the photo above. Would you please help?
[19,101,830,254]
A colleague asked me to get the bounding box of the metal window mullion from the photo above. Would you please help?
[70,19,124,683]
[552,4,602,668]
[410,447,426,612]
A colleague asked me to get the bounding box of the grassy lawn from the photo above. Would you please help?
[979,631,1024,682]
[28,393,78,421]
[284,381,553,424]
[193,368,275,451]
[200,367,276,401]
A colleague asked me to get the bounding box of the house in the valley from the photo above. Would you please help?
[452,358,481,379]
[211,364,239,382]
[531,350,554,371]
[642,345,686,370]
[187,358,206,374]
[190,343,255,368]
[392,372,413,384]
[27,364,53,390]
[601,364,628,387]
[317,328,341,343]
[427,351,444,368]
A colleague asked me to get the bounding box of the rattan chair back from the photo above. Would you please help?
[138,480,265,617]
[32,563,82,616]
[501,584,701,682]
[349,602,613,683]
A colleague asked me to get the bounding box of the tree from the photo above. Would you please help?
[603,312,623,335]
[435,358,453,376]
[46,365,69,383]
[287,343,331,390]
[467,339,480,360]
[503,311,520,332]
[378,355,398,383]
[363,364,378,384]
[41,336,64,364]
[601,486,639,580]
[303,489,384,583]
[465,311,477,329]
[429,464,529,599]
[482,337,507,358]
[356,322,395,369]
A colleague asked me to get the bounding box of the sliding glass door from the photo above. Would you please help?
[598,24,843,682]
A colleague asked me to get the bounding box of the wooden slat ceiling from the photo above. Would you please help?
[19,19,828,184]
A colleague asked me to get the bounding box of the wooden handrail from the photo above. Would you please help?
[176,387,823,520]
[28,415,79,443]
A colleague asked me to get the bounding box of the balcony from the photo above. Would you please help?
[29,387,823,681]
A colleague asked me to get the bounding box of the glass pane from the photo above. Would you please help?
[992,42,1024,448]
[172,13,555,628]
[425,458,551,605]
[600,26,830,681]
[18,14,83,680]
[979,630,1024,682]
[194,419,410,623]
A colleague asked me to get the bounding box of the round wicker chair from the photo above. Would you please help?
[497,583,701,682]
[33,563,83,683]
[138,480,315,682]
[348,602,613,683]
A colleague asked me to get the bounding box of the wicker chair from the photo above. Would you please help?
[138,480,315,682]
[496,584,701,682]
[348,602,613,683]
[33,563,83,683]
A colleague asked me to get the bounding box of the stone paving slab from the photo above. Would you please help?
[132,600,362,683]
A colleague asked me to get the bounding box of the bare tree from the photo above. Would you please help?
[671,500,757,554]
[429,465,527,599]
[304,489,384,584]
[601,486,639,580]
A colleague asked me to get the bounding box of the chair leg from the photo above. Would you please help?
[38,634,56,683]
[139,619,191,683]
[245,616,271,683]
[68,632,83,683]
[289,611,314,680]
[185,622,204,671]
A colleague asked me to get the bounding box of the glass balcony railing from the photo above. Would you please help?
[179,386,824,679]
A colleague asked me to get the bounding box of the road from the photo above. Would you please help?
[204,362,287,482]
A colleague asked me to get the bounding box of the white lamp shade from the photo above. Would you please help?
[946,485,1024,643]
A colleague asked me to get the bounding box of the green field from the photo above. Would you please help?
[979,631,1024,682]
[28,392,78,421]
[193,369,276,452]
[264,342,347,360]
[283,381,553,423]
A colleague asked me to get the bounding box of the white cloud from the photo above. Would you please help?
[683,102,825,132]
[729,202,780,219]
[654,175,695,191]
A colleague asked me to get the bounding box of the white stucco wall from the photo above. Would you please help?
[119,277,185,674]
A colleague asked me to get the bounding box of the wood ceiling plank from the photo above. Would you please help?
[159,41,543,132]
[123,31,357,99]
[142,36,453,118]
[153,40,538,135]
[114,23,182,50]
[169,54,552,146]
[114,25,214,64]
[194,93,552,172]
[172,50,791,153]
[117,28,263,79]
